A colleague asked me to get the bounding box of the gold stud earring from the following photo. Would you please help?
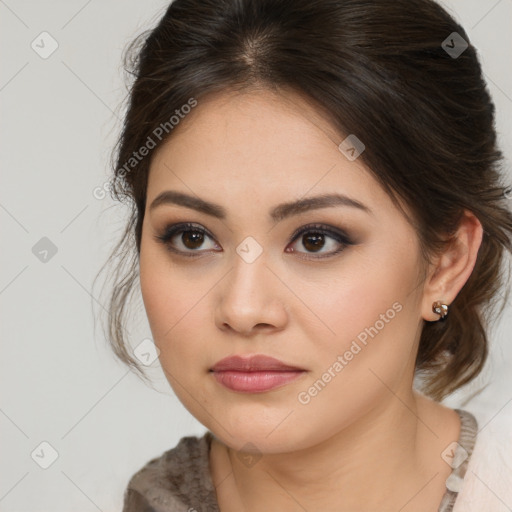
[432,300,449,321]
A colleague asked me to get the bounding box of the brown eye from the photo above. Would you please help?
[181,230,206,249]
[301,232,326,252]
[286,224,354,259]
[155,222,354,260]
[155,222,220,256]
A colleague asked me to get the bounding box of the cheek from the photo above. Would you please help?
[301,248,422,395]
[139,247,183,344]
[290,284,420,447]
[139,247,215,376]
[303,258,412,354]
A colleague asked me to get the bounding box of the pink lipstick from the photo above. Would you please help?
[210,354,306,393]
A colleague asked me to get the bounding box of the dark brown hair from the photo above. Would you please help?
[94,0,512,400]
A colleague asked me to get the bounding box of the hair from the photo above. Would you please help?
[94,0,512,401]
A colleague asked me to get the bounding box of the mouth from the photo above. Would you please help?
[209,354,306,393]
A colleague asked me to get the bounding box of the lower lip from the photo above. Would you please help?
[211,370,305,392]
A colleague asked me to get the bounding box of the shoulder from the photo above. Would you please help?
[453,409,512,512]
[122,431,219,512]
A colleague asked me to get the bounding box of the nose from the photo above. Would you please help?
[214,253,288,337]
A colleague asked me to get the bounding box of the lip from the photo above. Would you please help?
[210,354,306,393]
[211,354,304,372]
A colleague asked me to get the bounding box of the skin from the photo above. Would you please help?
[138,88,483,511]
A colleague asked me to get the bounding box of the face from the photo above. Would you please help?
[139,88,428,454]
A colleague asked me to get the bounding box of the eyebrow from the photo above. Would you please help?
[149,190,372,222]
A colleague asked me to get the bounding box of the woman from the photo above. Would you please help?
[97,0,512,510]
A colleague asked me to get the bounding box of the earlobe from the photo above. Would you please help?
[421,210,483,322]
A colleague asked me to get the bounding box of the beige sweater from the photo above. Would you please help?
[123,409,477,512]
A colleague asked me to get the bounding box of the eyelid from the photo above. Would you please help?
[287,223,353,246]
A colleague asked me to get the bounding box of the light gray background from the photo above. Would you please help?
[1,1,511,510]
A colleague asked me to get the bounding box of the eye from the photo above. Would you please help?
[154,222,220,257]
[285,223,354,259]
[154,222,354,259]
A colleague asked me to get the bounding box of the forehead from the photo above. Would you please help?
[144,88,403,226]
[154,88,341,161]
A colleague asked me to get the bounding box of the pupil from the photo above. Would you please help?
[303,233,324,252]
[183,231,204,249]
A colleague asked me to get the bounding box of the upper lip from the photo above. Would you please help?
[210,354,305,372]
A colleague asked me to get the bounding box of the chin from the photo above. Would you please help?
[197,405,311,453]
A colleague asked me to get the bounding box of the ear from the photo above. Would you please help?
[421,210,483,322]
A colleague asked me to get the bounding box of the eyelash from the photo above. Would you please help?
[153,222,354,260]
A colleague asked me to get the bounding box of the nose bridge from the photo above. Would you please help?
[226,245,271,306]
[215,241,286,333]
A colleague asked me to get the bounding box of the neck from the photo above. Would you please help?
[213,391,456,512]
